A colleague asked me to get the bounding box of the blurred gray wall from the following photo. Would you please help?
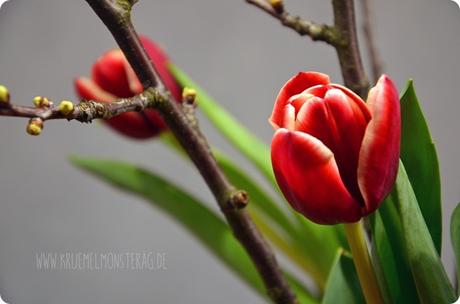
[0,0,459,303]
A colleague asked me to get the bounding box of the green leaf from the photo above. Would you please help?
[369,220,393,304]
[321,249,365,304]
[450,202,460,292]
[284,272,321,304]
[400,80,442,253]
[70,157,317,303]
[391,162,455,303]
[370,206,418,303]
[168,64,275,186]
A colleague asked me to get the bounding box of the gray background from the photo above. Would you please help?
[0,0,459,303]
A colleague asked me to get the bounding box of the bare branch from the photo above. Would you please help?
[330,0,369,97]
[246,0,338,44]
[0,88,167,123]
[359,0,383,83]
[246,0,370,97]
[84,0,297,302]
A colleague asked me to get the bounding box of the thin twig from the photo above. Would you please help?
[246,0,370,97]
[246,0,337,44]
[360,0,383,83]
[0,88,167,122]
[332,0,369,98]
[84,0,297,303]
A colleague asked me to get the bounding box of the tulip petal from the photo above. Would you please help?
[330,84,372,121]
[271,129,362,224]
[124,61,144,95]
[75,36,179,139]
[92,50,134,98]
[294,95,332,147]
[74,77,159,139]
[358,75,401,213]
[74,77,117,102]
[269,72,330,129]
[321,89,369,202]
[140,36,182,102]
[295,89,370,202]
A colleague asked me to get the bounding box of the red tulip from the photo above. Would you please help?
[75,36,182,139]
[270,72,400,224]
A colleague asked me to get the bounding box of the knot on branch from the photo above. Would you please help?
[110,0,137,21]
[226,190,250,210]
[116,0,137,10]
[329,29,349,48]
[75,101,107,122]
[142,87,168,107]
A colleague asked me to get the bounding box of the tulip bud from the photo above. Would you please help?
[75,36,182,139]
[26,118,44,136]
[270,72,400,224]
[0,85,10,105]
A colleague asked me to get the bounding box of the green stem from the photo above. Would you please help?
[344,220,383,304]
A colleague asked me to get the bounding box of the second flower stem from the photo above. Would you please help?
[344,220,384,304]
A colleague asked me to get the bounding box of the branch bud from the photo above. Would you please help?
[26,118,43,136]
[269,0,284,14]
[228,190,249,209]
[182,87,197,105]
[59,100,75,116]
[0,85,10,105]
[33,96,51,108]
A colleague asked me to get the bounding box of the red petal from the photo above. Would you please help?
[92,50,134,98]
[295,89,370,202]
[74,77,117,102]
[144,110,167,134]
[358,75,401,213]
[124,61,144,95]
[269,72,330,129]
[271,129,362,224]
[140,36,182,102]
[75,36,178,139]
[294,95,332,146]
[330,84,372,121]
[74,78,159,139]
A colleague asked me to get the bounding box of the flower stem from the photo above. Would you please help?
[344,220,383,304]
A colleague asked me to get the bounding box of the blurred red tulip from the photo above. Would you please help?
[270,72,400,224]
[75,36,181,139]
